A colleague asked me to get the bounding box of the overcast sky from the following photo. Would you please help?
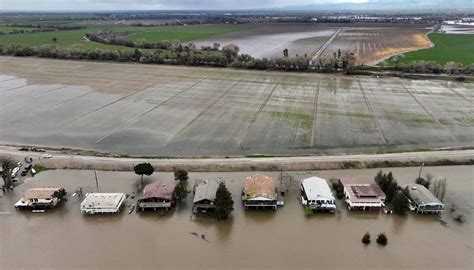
[0,0,374,11]
[0,0,469,11]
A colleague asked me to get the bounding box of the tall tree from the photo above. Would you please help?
[134,163,154,183]
[174,169,189,183]
[1,158,15,190]
[214,182,234,220]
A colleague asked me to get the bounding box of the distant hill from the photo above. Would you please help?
[281,0,472,12]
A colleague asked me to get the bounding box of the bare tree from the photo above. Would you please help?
[1,158,15,190]
[430,177,447,202]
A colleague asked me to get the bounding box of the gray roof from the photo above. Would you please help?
[193,179,219,203]
[405,184,444,206]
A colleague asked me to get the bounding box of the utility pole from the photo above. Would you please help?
[94,170,99,192]
[417,163,425,180]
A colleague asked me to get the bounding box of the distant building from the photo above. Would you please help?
[80,193,125,214]
[242,174,278,210]
[137,180,175,212]
[405,183,444,214]
[300,176,336,213]
[340,177,386,211]
[193,179,219,214]
[15,187,63,210]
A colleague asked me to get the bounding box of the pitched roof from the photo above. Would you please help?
[340,177,385,203]
[243,174,277,200]
[406,183,443,206]
[140,180,176,200]
[193,179,219,203]
[23,188,61,199]
[301,176,334,201]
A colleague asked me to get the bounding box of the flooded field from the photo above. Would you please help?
[0,57,473,157]
[0,165,472,269]
[193,23,432,64]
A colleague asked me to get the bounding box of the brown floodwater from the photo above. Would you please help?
[0,166,473,269]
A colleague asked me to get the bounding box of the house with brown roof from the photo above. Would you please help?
[340,177,386,211]
[193,179,219,214]
[15,187,64,210]
[137,180,176,212]
[242,174,278,210]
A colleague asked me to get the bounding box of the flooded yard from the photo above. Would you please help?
[0,165,472,269]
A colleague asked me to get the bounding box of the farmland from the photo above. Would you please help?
[193,23,432,64]
[0,57,472,157]
[392,33,474,66]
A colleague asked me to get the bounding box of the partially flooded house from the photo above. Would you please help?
[192,179,219,214]
[137,180,175,212]
[300,177,336,213]
[242,174,278,210]
[405,183,444,214]
[14,187,64,210]
[340,177,386,211]
[80,193,126,214]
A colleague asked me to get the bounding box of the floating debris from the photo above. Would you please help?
[190,232,198,237]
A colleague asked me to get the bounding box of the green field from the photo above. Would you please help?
[0,24,247,50]
[0,26,36,34]
[394,33,474,66]
[125,24,247,43]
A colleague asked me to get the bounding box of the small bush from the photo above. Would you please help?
[362,232,371,244]
[304,206,314,217]
[377,233,388,246]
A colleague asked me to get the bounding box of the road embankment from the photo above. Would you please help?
[1,146,473,172]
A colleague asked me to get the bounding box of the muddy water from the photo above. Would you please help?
[0,166,472,269]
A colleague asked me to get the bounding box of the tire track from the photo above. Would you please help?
[400,83,457,142]
[0,84,30,94]
[357,80,388,144]
[171,79,242,139]
[236,83,279,148]
[443,83,471,103]
[94,77,209,144]
[310,81,321,147]
[310,29,342,64]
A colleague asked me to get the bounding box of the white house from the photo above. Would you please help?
[80,193,125,214]
[300,177,336,213]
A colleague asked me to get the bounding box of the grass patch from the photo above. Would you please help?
[322,111,372,119]
[125,24,248,43]
[409,115,434,124]
[387,33,474,66]
[269,111,313,128]
[32,164,48,175]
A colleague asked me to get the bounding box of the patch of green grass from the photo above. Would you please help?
[409,115,434,124]
[388,33,474,66]
[0,26,36,33]
[269,111,313,128]
[125,24,248,43]
[322,111,372,119]
[32,164,48,175]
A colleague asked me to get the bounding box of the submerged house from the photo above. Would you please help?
[242,174,278,210]
[340,177,386,211]
[137,180,175,212]
[193,179,219,214]
[80,193,125,214]
[405,183,444,214]
[14,187,63,210]
[300,177,336,213]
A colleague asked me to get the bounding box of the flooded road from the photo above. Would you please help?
[1,166,473,269]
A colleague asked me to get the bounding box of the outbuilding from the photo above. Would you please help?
[300,176,336,213]
[242,174,278,210]
[137,180,175,212]
[80,193,125,214]
[193,179,219,214]
[405,183,444,214]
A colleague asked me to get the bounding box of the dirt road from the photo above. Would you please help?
[1,145,472,172]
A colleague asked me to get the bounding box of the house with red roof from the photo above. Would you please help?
[137,180,176,212]
[340,177,386,211]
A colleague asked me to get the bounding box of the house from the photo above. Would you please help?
[340,177,386,211]
[80,193,125,214]
[300,176,336,213]
[137,180,175,212]
[14,187,63,210]
[242,174,278,210]
[193,179,219,214]
[405,183,444,214]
